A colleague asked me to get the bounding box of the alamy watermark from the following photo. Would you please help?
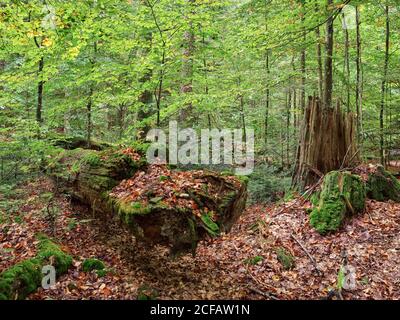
[146,121,254,175]
[41,265,56,290]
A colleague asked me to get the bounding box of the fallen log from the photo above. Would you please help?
[47,147,248,255]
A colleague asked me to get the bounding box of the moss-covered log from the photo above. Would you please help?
[310,171,366,234]
[366,165,400,202]
[48,147,247,255]
[0,235,72,300]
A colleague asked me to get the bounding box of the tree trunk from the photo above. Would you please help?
[324,0,334,109]
[380,6,390,166]
[315,4,324,99]
[355,6,363,143]
[36,57,44,124]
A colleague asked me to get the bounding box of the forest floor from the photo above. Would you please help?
[1,177,399,300]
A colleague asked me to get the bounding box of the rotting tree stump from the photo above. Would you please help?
[47,146,248,255]
[310,171,366,235]
[309,165,400,235]
[293,96,359,190]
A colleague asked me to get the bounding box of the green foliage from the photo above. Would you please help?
[82,153,102,167]
[248,165,292,204]
[276,247,295,270]
[82,258,105,272]
[244,255,263,266]
[200,212,220,237]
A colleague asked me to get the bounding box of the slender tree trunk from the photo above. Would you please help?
[179,0,195,121]
[355,5,362,143]
[286,89,291,166]
[264,2,270,150]
[86,87,93,147]
[300,4,306,113]
[380,5,390,166]
[324,0,334,109]
[315,4,324,99]
[36,57,44,124]
[342,11,351,112]
[155,49,165,127]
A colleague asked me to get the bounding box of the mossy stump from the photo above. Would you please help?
[310,171,366,235]
[366,165,400,202]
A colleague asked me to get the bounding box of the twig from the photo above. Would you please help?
[247,286,279,300]
[290,233,322,276]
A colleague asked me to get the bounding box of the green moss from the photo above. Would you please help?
[367,166,400,202]
[0,258,42,300]
[276,247,295,270]
[0,235,73,300]
[200,212,219,237]
[310,171,366,235]
[36,235,73,275]
[82,258,105,272]
[82,153,101,167]
[95,269,108,277]
[310,201,346,234]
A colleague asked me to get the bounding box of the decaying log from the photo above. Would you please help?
[293,97,359,190]
[47,147,247,255]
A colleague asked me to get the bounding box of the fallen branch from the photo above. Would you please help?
[247,286,279,300]
[290,233,322,276]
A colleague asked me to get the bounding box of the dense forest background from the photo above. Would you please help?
[1,0,400,190]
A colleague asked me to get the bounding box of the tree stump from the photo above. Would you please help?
[293,96,359,190]
[310,171,366,234]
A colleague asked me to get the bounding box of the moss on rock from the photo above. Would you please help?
[310,171,366,235]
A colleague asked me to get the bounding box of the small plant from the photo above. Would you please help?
[244,256,264,265]
[276,247,295,270]
[137,285,159,300]
[67,218,78,231]
[82,153,101,167]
